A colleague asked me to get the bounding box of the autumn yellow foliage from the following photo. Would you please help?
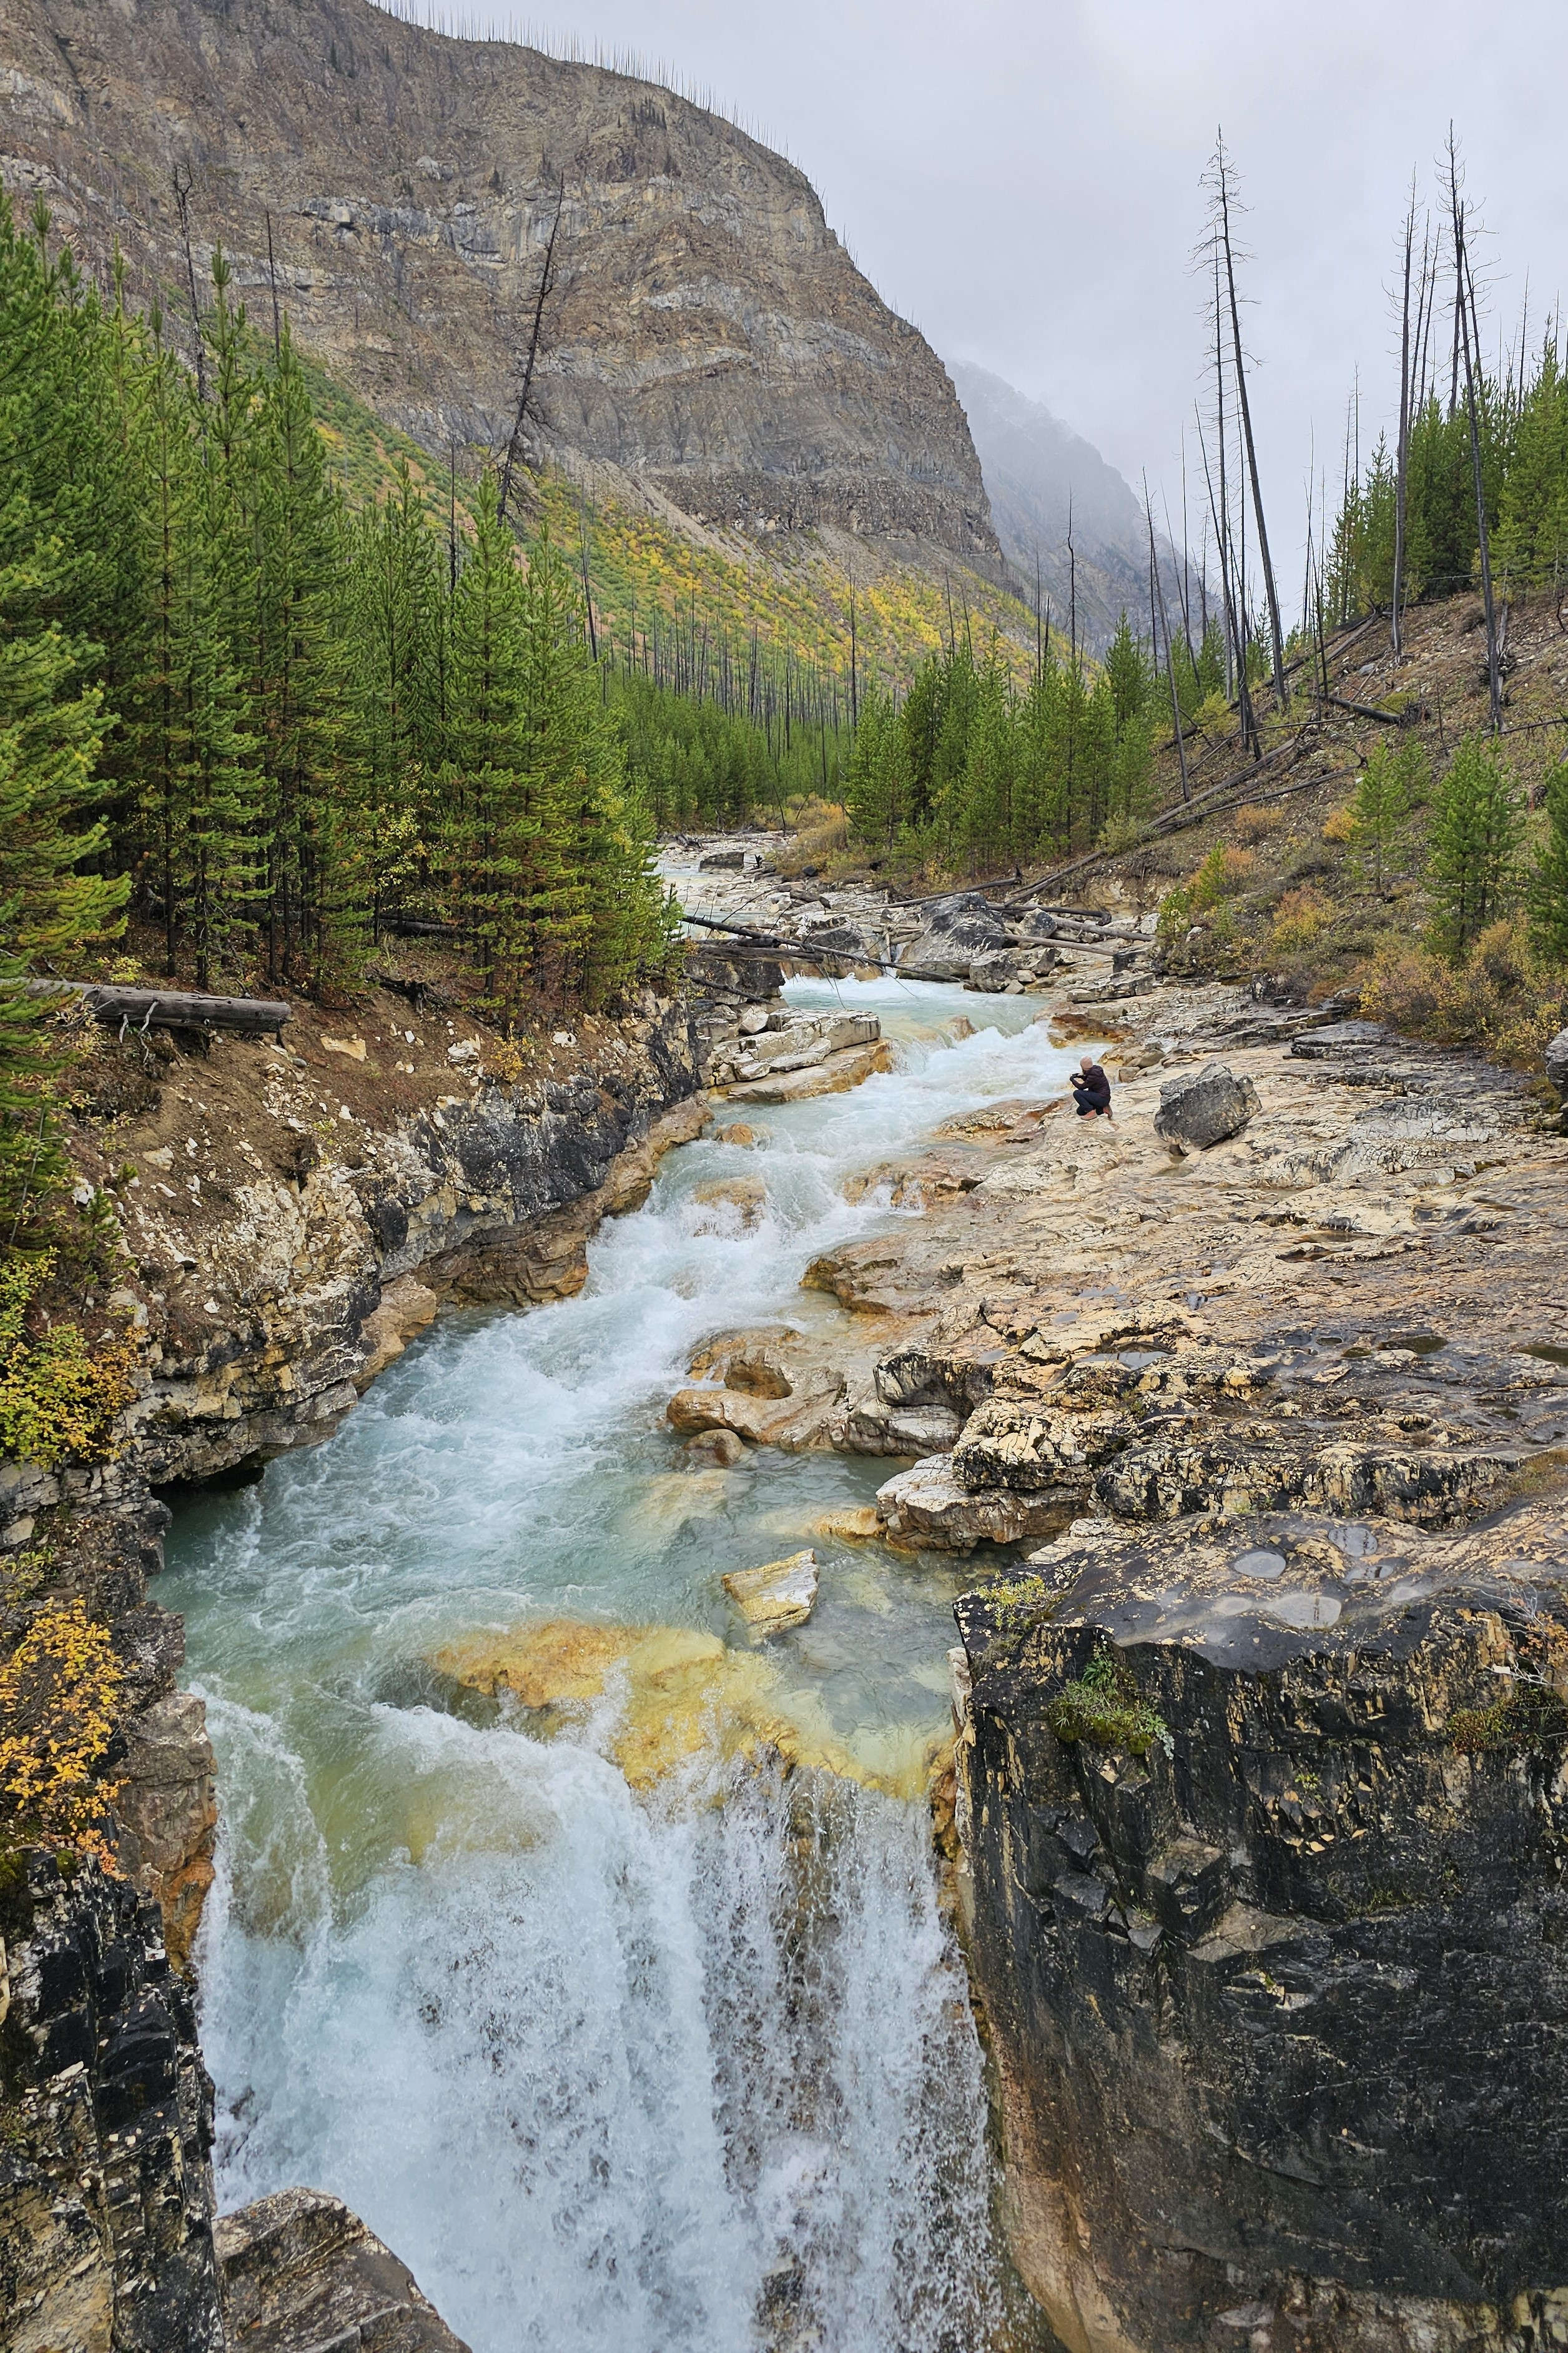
[0,1254,137,1469]
[0,1600,123,1866]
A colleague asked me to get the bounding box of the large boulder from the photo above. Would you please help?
[965,951,1017,993]
[1547,1026,1568,1102]
[1153,1058,1260,1151]
[896,894,1013,981]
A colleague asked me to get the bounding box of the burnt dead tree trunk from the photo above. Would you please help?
[1447,132,1502,733]
[1146,475,1191,803]
[1391,181,1419,660]
[170,164,206,404]
[1210,134,1287,707]
[498,177,566,526]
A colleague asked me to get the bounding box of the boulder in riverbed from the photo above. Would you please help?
[1153,1059,1260,1151]
[1547,1025,1568,1102]
[896,894,1013,981]
[876,1455,1075,1550]
[722,1548,819,1633]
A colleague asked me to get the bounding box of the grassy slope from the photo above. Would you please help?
[1078,591,1568,1066]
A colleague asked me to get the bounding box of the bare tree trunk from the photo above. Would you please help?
[1447,132,1502,732]
[1196,407,1257,755]
[1392,180,1417,659]
[1212,136,1287,705]
[171,165,206,404]
[1146,477,1190,803]
[264,209,284,364]
[498,177,566,525]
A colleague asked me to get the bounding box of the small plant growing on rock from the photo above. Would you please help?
[1448,1680,1568,1757]
[1046,1648,1170,1759]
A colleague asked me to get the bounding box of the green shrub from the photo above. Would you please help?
[1045,1648,1170,1759]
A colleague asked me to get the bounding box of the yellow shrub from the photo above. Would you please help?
[1269,886,1333,954]
[0,1599,123,1867]
[1232,803,1284,845]
[481,1040,526,1085]
[1358,918,1567,1067]
[1323,805,1356,843]
[0,1255,137,1470]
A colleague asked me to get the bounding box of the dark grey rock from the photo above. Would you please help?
[1546,1026,1568,1102]
[0,1855,225,2353]
[965,951,1016,993]
[954,1491,1568,2351]
[895,895,1013,982]
[1153,1058,1260,1150]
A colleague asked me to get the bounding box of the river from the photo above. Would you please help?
[162,975,1083,2353]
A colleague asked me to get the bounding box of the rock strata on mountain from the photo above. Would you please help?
[0,0,997,562]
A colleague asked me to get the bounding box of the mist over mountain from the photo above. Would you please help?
[951,362,1185,655]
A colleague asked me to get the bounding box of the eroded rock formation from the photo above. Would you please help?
[0,0,996,560]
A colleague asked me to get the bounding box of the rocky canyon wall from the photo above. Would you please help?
[0,0,997,562]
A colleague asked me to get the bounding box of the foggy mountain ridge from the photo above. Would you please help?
[951,361,1187,655]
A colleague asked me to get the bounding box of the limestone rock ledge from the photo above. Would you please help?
[952,1495,1568,2353]
[217,2189,469,2353]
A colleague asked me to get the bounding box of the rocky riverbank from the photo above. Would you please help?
[656,961,1568,2351]
[7,903,1567,2352]
[2,984,713,2353]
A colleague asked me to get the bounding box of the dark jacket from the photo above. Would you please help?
[1072,1063,1112,1111]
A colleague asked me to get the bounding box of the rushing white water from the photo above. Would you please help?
[164,979,1084,2353]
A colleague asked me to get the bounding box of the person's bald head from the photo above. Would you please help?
[1080,1054,1095,1070]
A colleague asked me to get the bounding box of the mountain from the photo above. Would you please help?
[951,363,1182,653]
[0,0,998,574]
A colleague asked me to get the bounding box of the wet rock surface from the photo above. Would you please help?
[216,2188,470,2353]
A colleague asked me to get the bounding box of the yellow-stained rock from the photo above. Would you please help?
[722,1549,819,1633]
[430,1618,930,1796]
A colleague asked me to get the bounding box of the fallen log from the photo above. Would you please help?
[16,981,293,1036]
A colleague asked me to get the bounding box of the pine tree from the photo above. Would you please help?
[1426,735,1520,958]
[1349,738,1424,893]
[445,477,531,1007]
[248,318,358,989]
[1528,757,1568,966]
[349,462,446,935]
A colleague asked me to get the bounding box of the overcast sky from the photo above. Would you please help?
[384,0,1566,577]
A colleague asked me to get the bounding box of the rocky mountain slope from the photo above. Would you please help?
[952,362,1186,651]
[0,0,997,570]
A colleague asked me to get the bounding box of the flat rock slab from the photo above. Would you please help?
[877,1455,1075,1551]
[722,1040,892,1103]
[722,1548,819,1632]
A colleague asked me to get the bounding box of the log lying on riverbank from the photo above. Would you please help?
[15,979,293,1036]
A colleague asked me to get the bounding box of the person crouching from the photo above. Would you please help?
[1071,1054,1112,1119]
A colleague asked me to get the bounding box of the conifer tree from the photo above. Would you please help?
[249,318,358,988]
[1349,738,1425,893]
[1528,757,1568,966]
[445,477,531,1007]
[1426,735,1520,958]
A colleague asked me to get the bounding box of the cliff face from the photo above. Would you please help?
[955,1504,1568,2353]
[0,0,997,561]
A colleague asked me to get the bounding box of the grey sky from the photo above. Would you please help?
[385,0,1566,580]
